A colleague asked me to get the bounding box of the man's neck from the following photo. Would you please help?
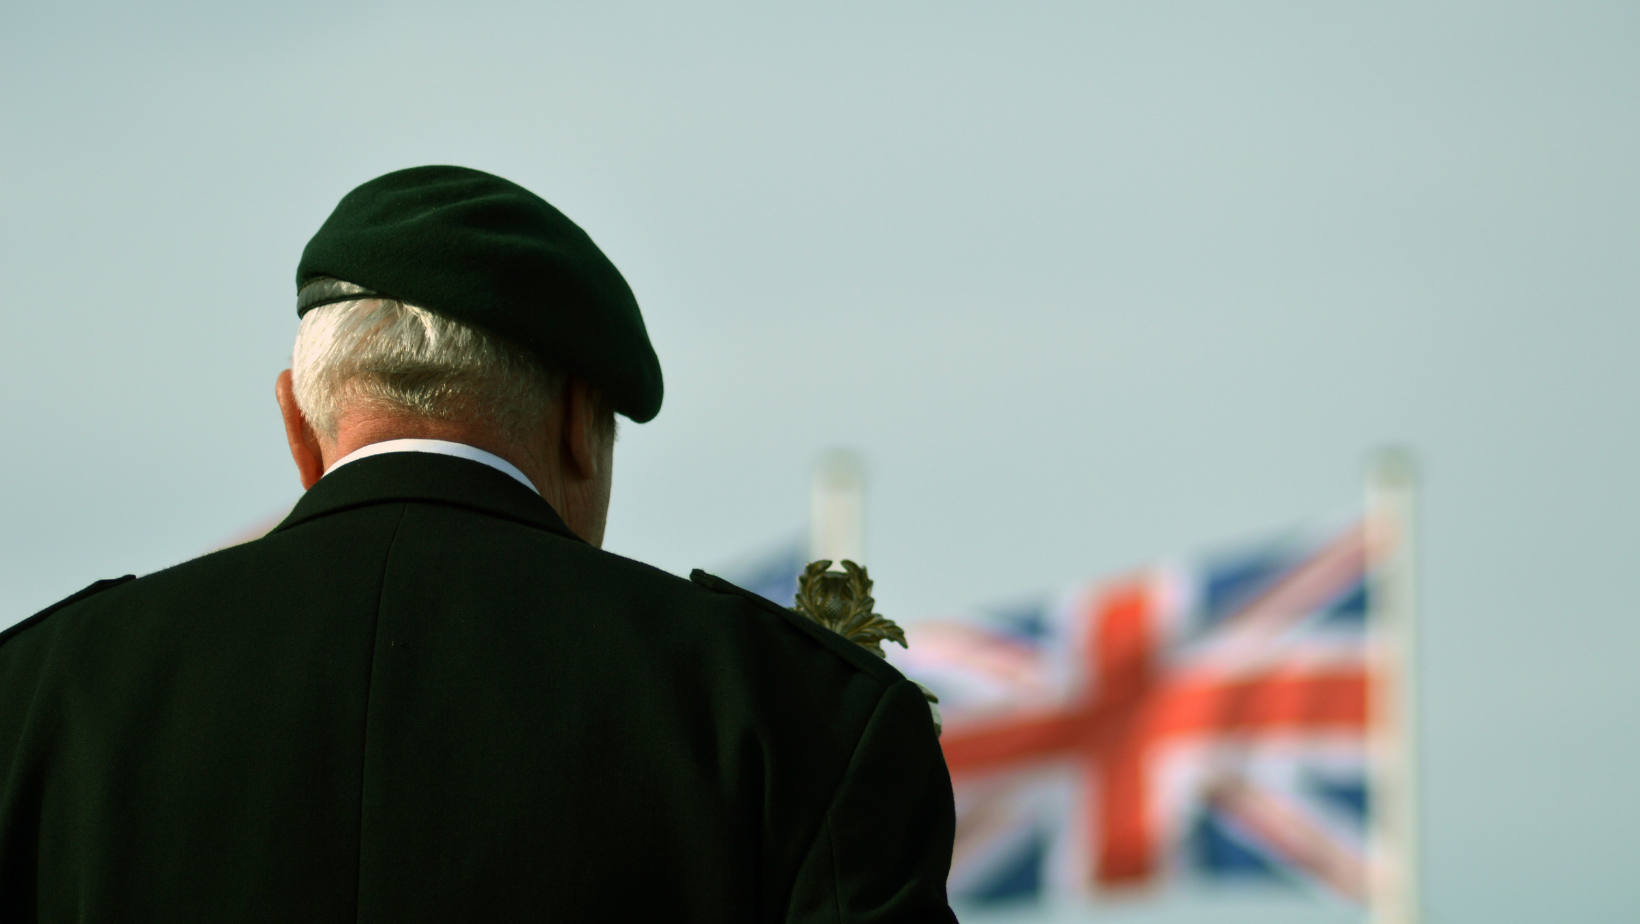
[323,413,538,478]
[318,412,608,546]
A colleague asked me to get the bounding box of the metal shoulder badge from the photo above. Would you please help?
[790,559,942,736]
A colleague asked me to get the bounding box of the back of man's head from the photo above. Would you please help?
[275,167,655,546]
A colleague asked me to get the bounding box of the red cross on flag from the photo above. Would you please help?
[892,500,1417,913]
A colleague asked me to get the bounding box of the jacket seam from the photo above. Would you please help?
[827,812,845,924]
[0,619,69,918]
[791,679,909,922]
[352,503,410,924]
[1,577,138,918]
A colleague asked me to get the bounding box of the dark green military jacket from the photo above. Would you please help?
[0,452,957,922]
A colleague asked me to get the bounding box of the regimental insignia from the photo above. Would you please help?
[791,559,942,735]
[792,560,905,656]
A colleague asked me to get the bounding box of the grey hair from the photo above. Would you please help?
[291,280,572,444]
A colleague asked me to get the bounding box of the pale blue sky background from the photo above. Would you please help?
[3,3,1637,921]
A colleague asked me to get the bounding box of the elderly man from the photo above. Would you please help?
[0,167,957,922]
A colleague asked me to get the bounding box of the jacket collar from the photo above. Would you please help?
[270,450,584,543]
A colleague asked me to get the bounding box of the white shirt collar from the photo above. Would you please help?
[324,439,539,496]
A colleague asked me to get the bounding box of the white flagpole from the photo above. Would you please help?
[810,449,866,567]
[1366,447,1422,924]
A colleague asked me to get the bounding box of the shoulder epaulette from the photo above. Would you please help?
[689,568,785,610]
[689,569,902,685]
[0,574,136,650]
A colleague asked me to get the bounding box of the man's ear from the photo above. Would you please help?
[275,370,326,489]
[561,375,601,481]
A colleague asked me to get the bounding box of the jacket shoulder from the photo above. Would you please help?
[687,569,904,688]
[0,574,136,650]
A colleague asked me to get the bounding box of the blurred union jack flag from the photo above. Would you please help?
[888,515,1380,906]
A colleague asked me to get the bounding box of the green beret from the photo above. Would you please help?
[296,165,663,423]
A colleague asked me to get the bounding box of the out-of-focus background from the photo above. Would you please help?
[3,2,1636,921]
